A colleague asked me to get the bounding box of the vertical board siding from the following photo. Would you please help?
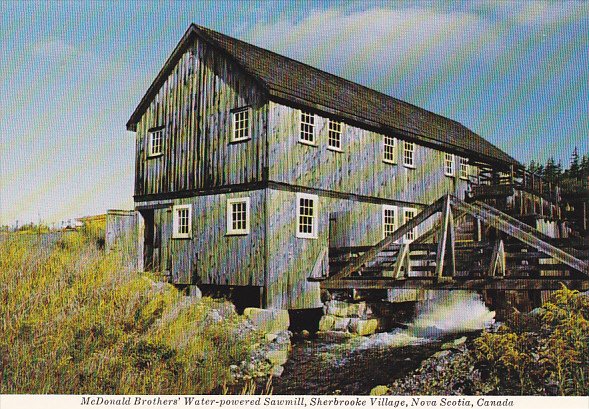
[268,102,475,205]
[264,188,427,309]
[138,189,266,287]
[135,37,268,198]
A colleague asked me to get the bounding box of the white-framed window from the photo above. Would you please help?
[148,128,164,157]
[231,107,251,142]
[296,193,318,239]
[172,204,192,239]
[382,205,397,239]
[403,141,415,168]
[403,208,417,241]
[444,153,455,176]
[226,197,250,235]
[383,135,397,164]
[459,157,469,180]
[328,119,342,151]
[299,111,316,145]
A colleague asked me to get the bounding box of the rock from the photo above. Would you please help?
[326,301,368,317]
[432,350,452,359]
[318,315,335,331]
[349,319,378,336]
[333,317,351,331]
[266,349,288,366]
[370,385,390,396]
[441,336,467,350]
[243,308,290,334]
[265,333,278,343]
[188,285,202,299]
[326,300,351,317]
[347,318,359,332]
[271,365,284,377]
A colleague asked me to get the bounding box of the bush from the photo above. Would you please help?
[388,286,588,396]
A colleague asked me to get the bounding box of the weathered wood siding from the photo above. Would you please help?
[265,188,429,309]
[134,37,268,197]
[268,102,477,204]
[137,189,266,287]
[105,210,144,271]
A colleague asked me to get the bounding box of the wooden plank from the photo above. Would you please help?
[321,277,589,291]
[453,198,589,275]
[488,240,506,278]
[326,195,445,281]
[435,195,454,279]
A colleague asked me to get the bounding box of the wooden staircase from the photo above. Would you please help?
[320,195,589,291]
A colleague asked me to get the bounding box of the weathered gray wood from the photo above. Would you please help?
[435,195,455,280]
[453,199,589,275]
[488,240,506,278]
[391,243,410,279]
[322,277,589,291]
[326,195,445,281]
[135,37,268,198]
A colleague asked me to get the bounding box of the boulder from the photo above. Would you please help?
[243,308,290,334]
[326,301,368,317]
[318,315,335,331]
[349,319,378,336]
[266,349,288,366]
[326,300,351,317]
[271,365,284,377]
[370,385,390,396]
[441,336,467,350]
[188,285,202,299]
[333,317,351,332]
[432,350,452,359]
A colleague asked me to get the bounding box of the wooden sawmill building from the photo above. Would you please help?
[125,24,564,310]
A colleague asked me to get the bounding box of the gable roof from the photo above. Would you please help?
[127,24,519,168]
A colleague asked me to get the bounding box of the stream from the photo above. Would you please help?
[273,291,496,395]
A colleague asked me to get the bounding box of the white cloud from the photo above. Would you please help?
[244,6,505,102]
[473,1,589,26]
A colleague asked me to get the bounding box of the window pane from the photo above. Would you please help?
[384,208,396,236]
[298,197,315,235]
[384,135,396,162]
[328,120,342,149]
[300,112,315,143]
[233,109,249,141]
[403,141,414,166]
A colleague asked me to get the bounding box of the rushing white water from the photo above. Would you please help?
[408,291,496,337]
[359,291,495,349]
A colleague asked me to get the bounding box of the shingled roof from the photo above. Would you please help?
[127,24,519,168]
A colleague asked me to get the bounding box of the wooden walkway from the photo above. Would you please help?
[319,195,589,291]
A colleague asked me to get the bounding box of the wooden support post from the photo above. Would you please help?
[392,243,410,279]
[447,206,456,278]
[327,195,445,282]
[475,218,482,242]
[435,195,454,282]
[488,240,506,278]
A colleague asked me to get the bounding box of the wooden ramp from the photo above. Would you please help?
[320,195,589,291]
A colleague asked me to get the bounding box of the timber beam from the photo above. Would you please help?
[321,277,589,291]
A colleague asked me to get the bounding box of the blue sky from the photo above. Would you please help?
[1,1,588,225]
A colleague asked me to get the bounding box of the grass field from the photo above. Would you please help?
[0,225,261,394]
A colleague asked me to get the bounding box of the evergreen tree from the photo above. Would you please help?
[581,154,589,178]
[569,147,580,179]
[544,157,558,182]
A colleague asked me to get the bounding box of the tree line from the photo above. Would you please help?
[528,147,589,189]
